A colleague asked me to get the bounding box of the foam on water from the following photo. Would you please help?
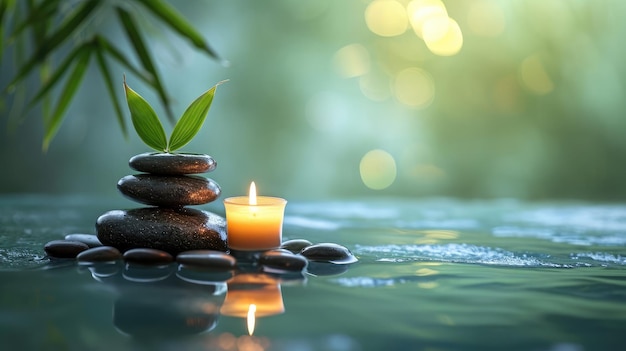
[355,243,569,267]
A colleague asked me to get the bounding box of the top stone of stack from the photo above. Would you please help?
[129,152,217,175]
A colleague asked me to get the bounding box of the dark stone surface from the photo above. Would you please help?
[64,233,103,248]
[77,246,121,262]
[176,250,236,269]
[124,248,174,265]
[280,239,313,253]
[96,207,228,255]
[117,174,221,207]
[260,249,308,271]
[44,240,89,258]
[300,243,358,264]
[129,152,217,175]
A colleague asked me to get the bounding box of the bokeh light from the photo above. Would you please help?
[333,43,370,78]
[423,17,463,56]
[520,55,554,95]
[360,149,397,190]
[365,0,408,37]
[393,67,435,108]
[467,0,505,37]
[407,0,449,39]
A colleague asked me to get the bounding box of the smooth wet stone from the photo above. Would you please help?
[280,239,313,254]
[260,249,308,271]
[77,246,121,262]
[64,233,103,248]
[117,174,220,207]
[96,207,228,255]
[300,243,358,264]
[129,152,217,175]
[176,250,236,269]
[124,248,174,265]
[44,240,89,258]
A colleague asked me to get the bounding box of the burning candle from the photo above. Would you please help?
[224,182,287,251]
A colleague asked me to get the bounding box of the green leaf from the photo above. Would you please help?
[116,7,174,123]
[4,0,99,92]
[124,79,167,152]
[133,0,221,61]
[168,80,227,152]
[28,43,88,106]
[43,48,92,151]
[93,43,127,138]
[94,36,152,86]
[10,0,60,39]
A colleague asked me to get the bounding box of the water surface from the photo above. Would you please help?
[1,196,625,350]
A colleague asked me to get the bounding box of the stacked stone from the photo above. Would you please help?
[95,152,228,255]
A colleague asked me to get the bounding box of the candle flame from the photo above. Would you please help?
[249,182,257,206]
[247,304,257,335]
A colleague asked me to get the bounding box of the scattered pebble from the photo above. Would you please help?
[44,240,89,259]
[64,233,102,248]
[260,249,308,272]
[176,250,236,269]
[280,239,313,253]
[77,246,121,263]
[300,243,358,264]
[123,248,174,265]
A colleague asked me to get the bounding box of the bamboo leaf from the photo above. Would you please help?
[116,7,174,123]
[28,43,88,106]
[94,36,152,86]
[10,0,60,39]
[94,43,127,138]
[133,0,221,60]
[5,0,99,92]
[123,79,167,152]
[168,80,226,152]
[43,48,92,151]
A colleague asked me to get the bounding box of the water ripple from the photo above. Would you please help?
[355,243,567,267]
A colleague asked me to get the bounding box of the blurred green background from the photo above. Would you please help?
[1,0,626,201]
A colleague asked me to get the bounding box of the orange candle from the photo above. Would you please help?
[224,182,287,251]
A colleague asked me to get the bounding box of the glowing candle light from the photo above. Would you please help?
[224,182,287,251]
[247,304,257,335]
[221,273,285,335]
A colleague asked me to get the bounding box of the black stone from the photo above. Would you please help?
[124,248,174,265]
[300,243,358,264]
[44,240,89,258]
[129,152,217,175]
[96,207,228,255]
[117,174,220,207]
[176,250,236,269]
[280,239,313,253]
[65,233,103,248]
[260,249,308,271]
[77,246,121,262]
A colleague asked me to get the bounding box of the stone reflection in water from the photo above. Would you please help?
[86,262,227,339]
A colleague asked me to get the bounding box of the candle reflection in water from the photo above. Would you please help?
[220,273,285,336]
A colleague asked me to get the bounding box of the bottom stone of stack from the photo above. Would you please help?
[96,207,227,255]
